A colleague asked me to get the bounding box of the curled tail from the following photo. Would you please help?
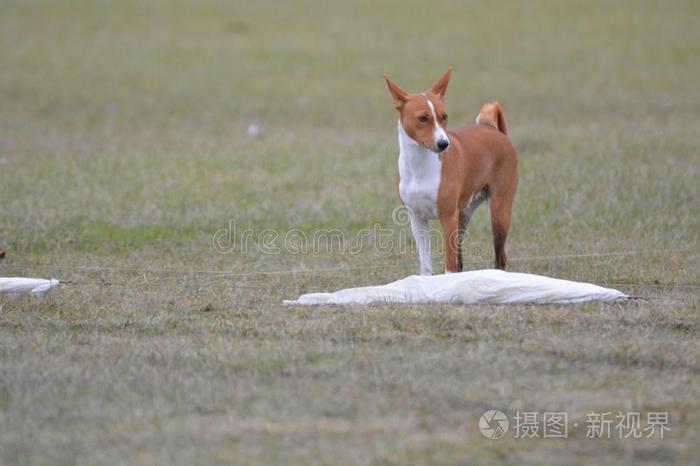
[476,102,507,135]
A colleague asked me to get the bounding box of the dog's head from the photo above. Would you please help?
[384,67,451,153]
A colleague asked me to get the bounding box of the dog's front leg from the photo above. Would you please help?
[440,210,460,273]
[410,215,433,275]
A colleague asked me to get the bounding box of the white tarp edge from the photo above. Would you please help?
[284,269,627,305]
[0,277,61,296]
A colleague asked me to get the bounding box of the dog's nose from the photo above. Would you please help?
[437,139,450,152]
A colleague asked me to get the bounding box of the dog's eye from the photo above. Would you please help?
[442,114,448,122]
[418,115,429,123]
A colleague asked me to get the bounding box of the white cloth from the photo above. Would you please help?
[285,269,626,305]
[0,277,60,296]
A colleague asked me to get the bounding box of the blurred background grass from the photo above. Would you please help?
[1,0,698,259]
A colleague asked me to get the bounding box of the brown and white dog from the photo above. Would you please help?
[384,67,518,274]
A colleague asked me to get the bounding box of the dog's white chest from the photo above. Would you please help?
[397,122,441,219]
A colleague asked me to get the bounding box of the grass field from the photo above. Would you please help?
[1,0,699,464]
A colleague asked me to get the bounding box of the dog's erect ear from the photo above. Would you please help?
[429,66,452,98]
[384,75,408,110]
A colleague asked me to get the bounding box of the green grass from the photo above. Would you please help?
[1,0,699,464]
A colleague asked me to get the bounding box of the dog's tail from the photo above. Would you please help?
[475,102,507,135]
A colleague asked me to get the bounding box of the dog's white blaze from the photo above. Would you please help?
[425,96,448,145]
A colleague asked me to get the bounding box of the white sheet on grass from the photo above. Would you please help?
[0,277,60,296]
[284,269,626,305]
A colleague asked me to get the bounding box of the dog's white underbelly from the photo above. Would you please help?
[397,121,441,219]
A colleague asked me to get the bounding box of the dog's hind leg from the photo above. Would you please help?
[457,211,466,272]
[488,188,515,270]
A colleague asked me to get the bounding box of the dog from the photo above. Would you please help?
[384,67,518,274]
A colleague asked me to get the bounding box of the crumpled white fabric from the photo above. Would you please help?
[284,269,626,305]
[0,277,61,296]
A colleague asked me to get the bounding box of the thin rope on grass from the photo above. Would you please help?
[3,248,695,278]
[59,280,310,291]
